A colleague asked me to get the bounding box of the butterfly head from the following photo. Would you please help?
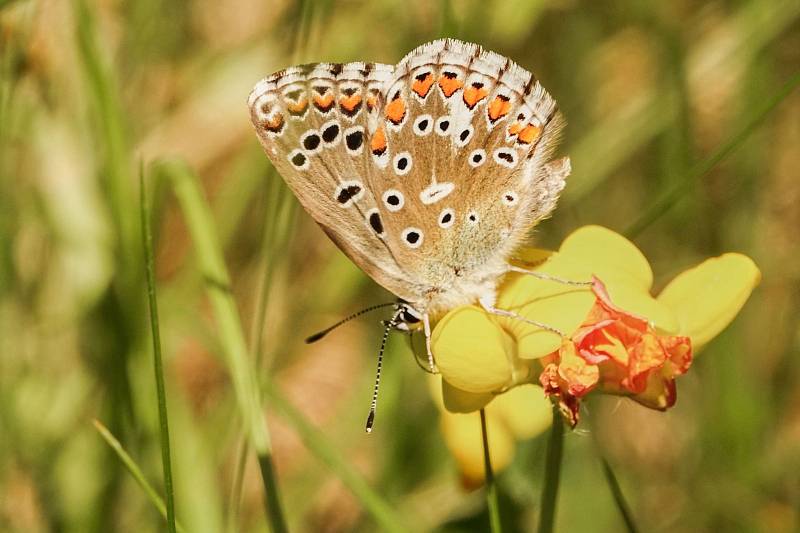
[388,301,423,332]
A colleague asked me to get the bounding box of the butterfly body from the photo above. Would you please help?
[249,39,569,324]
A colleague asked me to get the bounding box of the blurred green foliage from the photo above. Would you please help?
[1,0,798,531]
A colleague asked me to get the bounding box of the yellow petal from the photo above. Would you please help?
[497,226,678,349]
[442,378,495,413]
[487,384,552,439]
[498,258,594,359]
[432,306,516,393]
[600,281,679,333]
[657,253,760,349]
[440,409,515,487]
[559,225,653,291]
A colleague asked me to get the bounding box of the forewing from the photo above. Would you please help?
[248,62,420,301]
[361,39,569,287]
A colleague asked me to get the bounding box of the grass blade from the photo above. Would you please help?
[92,420,186,533]
[480,409,502,533]
[538,406,564,533]
[140,165,177,533]
[600,456,639,533]
[262,378,408,533]
[625,70,800,238]
[164,161,288,533]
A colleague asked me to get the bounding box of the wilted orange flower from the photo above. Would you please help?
[539,277,692,426]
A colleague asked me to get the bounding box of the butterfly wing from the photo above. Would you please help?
[359,39,569,307]
[248,62,422,301]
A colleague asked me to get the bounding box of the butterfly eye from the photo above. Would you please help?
[502,191,518,206]
[468,149,486,168]
[466,210,480,225]
[392,152,413,176]
[401,227,424,248]
[493,148,518,168]
[400,308,421,324]
[435,116,452,136]
[382,189,405,212]
[300,130,322,154]
[412,114,433,136]
[438,208,455,228]
[288,149,309,170]
[455,125,474,147]
[320,121,341,146]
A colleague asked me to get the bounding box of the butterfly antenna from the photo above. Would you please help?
[365,308,402,433]
[305,302,397,343]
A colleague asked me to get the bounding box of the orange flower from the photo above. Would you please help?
[539,277,692,426]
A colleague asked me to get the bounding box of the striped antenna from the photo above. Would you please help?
[365,306,403,433]
[305,302,397,343]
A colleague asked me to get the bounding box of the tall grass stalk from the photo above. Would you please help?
[480,409,502,533]
[262,378,409,533]
[140,167,177,533]
[164,161,288,533]
[228,170,295,532]
[566,0,799,205]
[74,0,138,283]
[626,70,800,237]
[93,421,186,533]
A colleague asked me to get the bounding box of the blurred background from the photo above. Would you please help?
[1,0,798,531]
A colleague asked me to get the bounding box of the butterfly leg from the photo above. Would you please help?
[506,265,593,288]
[422,313,438,373]
[479,297,566,338]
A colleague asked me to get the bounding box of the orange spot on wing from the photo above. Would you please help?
[339,94,362,112]
[371,127,387,155]
[517,124,542,145]
[286,98,308,115]
[385,97,407,125]
[488,95,512,122]
[508,121,524,136]
[463,84,489,109]
[438,73,463,97]
[264,113,284,133]
[313,93,335,111]
[411,72,435,98]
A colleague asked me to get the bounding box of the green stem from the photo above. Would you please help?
[600,456,639,533]
[140,167,177,533]
[165,161,288,533]
[480,409,502,533]
[539,406,564,533]
[626,70,800,238]
[93,420,186,533]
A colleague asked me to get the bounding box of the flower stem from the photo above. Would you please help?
[600,456,639,533]
[140,166,177,533]
[480,409,503,533]
[539,405,564,533]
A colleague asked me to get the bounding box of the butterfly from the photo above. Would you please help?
[248,39,571,429]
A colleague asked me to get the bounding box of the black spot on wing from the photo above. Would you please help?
[346,130,363,151]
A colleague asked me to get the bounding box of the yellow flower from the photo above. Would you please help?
[429,377,552,489]
[429,225,760,482]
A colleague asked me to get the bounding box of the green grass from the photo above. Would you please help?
[1,0,799,531]
[140,165,177,533]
